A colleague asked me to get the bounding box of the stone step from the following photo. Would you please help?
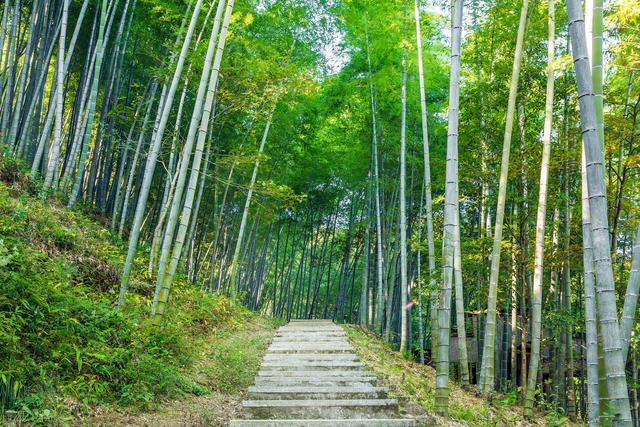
[278,330,343,332]
[278,324,344,332]
[276,331,346,335]
[248,386,388,400]
[242,399,399,420]
[270,340,350,345]
[270,341,349,346]
[278,328,342,331]
[235,321,415,425]
[268,345,352,353]
[287,320,335,324]
[261,361,364,371]
[230,419,417,427]
[274,335,346,340]
[254,377,377,387]
[257,370,370,378]
[278,327,344,331]
[263,353,359,362]
[280,321,340,325]
[272,336,347,342]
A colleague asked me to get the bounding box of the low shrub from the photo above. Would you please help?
[0,160,258,423]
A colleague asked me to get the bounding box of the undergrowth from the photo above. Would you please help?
[0,156,277,425]
[344,325,578,427]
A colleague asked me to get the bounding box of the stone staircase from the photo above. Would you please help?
[230,320,419,426]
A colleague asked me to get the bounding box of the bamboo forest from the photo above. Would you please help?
[1,0,639,425]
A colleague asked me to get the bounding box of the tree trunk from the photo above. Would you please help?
[152,0,234,321]
[453,195,469,387]
[524,0,554,413]
[479,0,529,398]
[118,83,157,236]
[435,0,462,416]
[398,1,409,354]
[365,29,385,337]
[582,149,601,427]
[118,0,204,306]
[67,0,109,206]
[414,0,437,364]
[565,0,632,423]
[620,228,640,363]
[229,108,274,296]
[43,0,68,191]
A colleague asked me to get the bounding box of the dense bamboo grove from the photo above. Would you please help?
[1,0,640,423]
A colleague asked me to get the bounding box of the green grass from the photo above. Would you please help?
[344,325,577,426]
[0,156,279,426]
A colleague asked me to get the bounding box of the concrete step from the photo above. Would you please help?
[277,328,344,333]
[261,361,364,371]
[230,419,417,426]
[275,334,346,338]
[257,370,370,378]
[274,336,346,341]
[280,322,340,325]
[277,328,344,331]
[269,340,350,345]
[268,344,352,353]
[281,320,337,324]
[243,399,399,420]
[236,321,416,425]
[254,377,377,387]
[263,353,359,362]
[275,334,344,338]
[270,341,349,346]
[277,329,345,334]
[248,386,388,400]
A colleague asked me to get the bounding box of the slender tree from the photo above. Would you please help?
[566,0,632,423]
[524,0,555,413]
[229,106,276,296]
[44,0,69,191]
[413,0,437,360]
[478,0,529,398]
[365,27,385,336]
[118,0,204,306]
[398,0,409,354]
[152,0,235,321]
[582,149,600,427]
[621,228,640,363]
[68,0,109,206]
[435,0,462,415]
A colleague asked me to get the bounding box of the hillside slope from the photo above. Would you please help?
[0,157,580,426]
[0,157,278,426]
[345,326,576,427]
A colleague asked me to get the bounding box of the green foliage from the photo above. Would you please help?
[0,159,275,422]
[345,325,533,427]
[196,318,281,394]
